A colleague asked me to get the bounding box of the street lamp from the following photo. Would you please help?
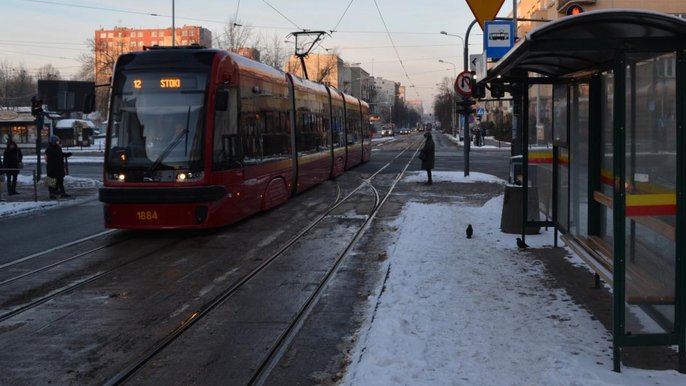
[440,31,465,45]
[438,59,457,77]
[440,31,467,72]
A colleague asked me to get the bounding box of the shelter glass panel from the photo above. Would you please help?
[557,147,569,231]
[623,54,677,332]
[553,84,568,146]
[528,84,553,223]
[570,84,590,237]
[600,72,614,246]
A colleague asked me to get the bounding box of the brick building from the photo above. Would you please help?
[94,26,212,84]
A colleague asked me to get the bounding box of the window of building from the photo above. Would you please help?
[100,32,107,38]
[107,32,114,38]
[182,30,188,36]
[138,41,144,46]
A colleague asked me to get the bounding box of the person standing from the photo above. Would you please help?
[3,139,23,195]
[419,132,435,185]
[45,135,72,199]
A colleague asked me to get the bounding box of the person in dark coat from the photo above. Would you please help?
[45,135,72,199]
[419,132,435,185]
[3,139,23,195]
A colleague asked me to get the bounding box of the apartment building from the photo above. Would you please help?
[94,25,212,83]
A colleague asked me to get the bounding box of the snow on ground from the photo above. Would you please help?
[0,174,101,218]
[343,171,685,386]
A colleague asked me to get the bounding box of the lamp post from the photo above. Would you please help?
[438,59,457,77]
[442,29,472,175]
[438,61,457,136]
[440,31,466,71]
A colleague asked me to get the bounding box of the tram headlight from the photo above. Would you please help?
[115,173,126,182]
[175,171,203,182]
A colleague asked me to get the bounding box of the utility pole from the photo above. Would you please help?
[31,96,44,179]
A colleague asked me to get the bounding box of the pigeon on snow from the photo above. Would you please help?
[516,237,529,249]
[466,224,473,239]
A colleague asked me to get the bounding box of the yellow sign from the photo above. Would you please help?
[0,111,19,120]
[465,0,506,30]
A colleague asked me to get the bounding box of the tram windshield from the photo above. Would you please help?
[106,70,207,182]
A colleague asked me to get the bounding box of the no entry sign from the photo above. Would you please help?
[455,71,474,96]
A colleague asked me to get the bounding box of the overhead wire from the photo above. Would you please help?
[372,0,421,100]
[330,0,355,33]
[261,0,302,30]
[23,0,167,18]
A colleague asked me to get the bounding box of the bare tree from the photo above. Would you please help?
[10,67,35,107]
[217,16,256,52]
[75,49,95,82]
[79,37,125,118]
[433,77,454,131]
[35,64,61,81]
[260,33,288,69]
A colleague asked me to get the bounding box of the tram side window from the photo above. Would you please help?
[347,113,361,145]
[297,112,319,154]
[262,111,291,159]
[240,113,263,163]
[213,87,241,170]
[331,106,345,148]
[320,115,330,149]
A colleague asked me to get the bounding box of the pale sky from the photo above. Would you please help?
[2,0,515,109]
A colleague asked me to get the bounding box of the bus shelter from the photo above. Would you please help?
[479,10,686,372]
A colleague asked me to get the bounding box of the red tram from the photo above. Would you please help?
[99,46,371,229]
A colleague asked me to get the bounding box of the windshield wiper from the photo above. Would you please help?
[145,106,191,179]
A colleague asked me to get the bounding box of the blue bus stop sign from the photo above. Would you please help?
[484,21,514,60]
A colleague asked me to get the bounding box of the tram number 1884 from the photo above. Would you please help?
[136,211,159,221]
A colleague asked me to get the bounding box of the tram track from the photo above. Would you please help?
[105,142,421,385]
[249,146,418,385]
[0,230,123,286]
[0,236,187,323]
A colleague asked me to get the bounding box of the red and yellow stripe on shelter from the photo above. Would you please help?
[626,193,676,217]
[528,151,553,164]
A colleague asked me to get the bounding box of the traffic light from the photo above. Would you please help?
[490,83,505,98]
[471,84,486,99]
[31,96,43,117]
[455,98,476,115]
[566,5,583,15]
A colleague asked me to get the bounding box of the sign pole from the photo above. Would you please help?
[35,114,43,180]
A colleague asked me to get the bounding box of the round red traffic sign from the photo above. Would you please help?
[455,71,474,96]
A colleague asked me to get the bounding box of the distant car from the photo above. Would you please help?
[381,128,395,137]
[398,128,411,135]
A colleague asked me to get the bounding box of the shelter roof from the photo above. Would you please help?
[484,10,686,82]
